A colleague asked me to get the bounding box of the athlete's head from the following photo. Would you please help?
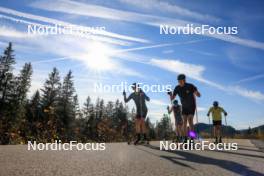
[213,101,219,107]
[173,99,178,106]
[177,74,186,87]
[131,83,139,92]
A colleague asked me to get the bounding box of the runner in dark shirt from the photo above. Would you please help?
[173,82,197,115]
[168,74,201,142]
[167,99,183,142]
[123,83,150,145]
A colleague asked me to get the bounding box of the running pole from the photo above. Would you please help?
[123,90,130,144]
[208,115,212,139]
[194,96,200,141]
[224,115,229,143]
[195,106,200,140]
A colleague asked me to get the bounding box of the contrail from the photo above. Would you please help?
[29,39,209,64]
[113,39,209,53]
[233,74,264,84]
[31,57,72,64]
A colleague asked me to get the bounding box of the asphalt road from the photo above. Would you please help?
[0,139,263,176]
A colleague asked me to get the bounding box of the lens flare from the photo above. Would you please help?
[188,131,196,138]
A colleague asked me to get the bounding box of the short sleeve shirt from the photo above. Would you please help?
[173,83,197,109]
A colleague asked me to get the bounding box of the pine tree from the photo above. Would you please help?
[0,43,16,144]
[41,67,61,109]
[8,63,33,142]
[28,90,42,122]
[156,114,173,140]
[57,70,76,140]
[82,96,94,140]
[40,68,61,141]
[73,95,82,119]
[0,42,16,107]
[10,63,33,119]
[99,99,105,118]
[95,97,101,119]
[15,63,33,104]
[83,96,93,120]
[24,91,41,141]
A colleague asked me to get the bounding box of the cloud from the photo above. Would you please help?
[148,58,264,102]
[197,107,207,112]
[150,99,168,106]
[119,0,220,22]
[30,0,264,50]
[230,86,264,101]
[149,58,205,79]
[0,6,149,44]
[0,26,32,38]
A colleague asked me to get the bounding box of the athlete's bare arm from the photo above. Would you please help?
[194,90,201,97]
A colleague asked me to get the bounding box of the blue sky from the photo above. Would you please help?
[0,0,263,129]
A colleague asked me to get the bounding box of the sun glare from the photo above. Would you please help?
[85,41,116,72]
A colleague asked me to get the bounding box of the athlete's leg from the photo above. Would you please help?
[140,118,148,142]
[217,125,220,137]
[134,116,141,145]
[141,111,148,142]
[214,126,217,137]
[213,121,218,143]
[176,124,182,142]
[179,123,183,138]
[135,118,141,134]
[187,115,194,132]
[218,124,222,143]
[175,124,179,136]
[182,115,188,142]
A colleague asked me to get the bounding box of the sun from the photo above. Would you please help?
[84,41,116,71]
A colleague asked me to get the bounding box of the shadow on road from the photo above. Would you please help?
[135,146,195,170]
[237,147,263,153]
[140,144,264,176]
[205,147,264,159]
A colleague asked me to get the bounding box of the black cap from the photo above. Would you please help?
[131,83,138,88]
[213,101,218,106]
[177,74,186,80]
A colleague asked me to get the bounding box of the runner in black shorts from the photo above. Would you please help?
[167,99,183,142]
[123,83,150,145]
[168,74,201,143]
[207,101,228,144]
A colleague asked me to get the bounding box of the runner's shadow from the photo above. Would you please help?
[238,147,263,153]
[205,148,264,159]
[144,144,264,176]
[135,146,195,170]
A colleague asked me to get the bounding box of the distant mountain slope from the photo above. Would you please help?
[194,123,236,136]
